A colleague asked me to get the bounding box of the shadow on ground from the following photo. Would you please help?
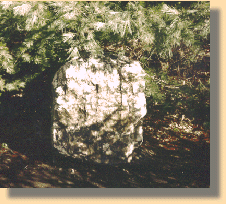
[0,83,210,188]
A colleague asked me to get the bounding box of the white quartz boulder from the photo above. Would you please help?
[51,56,147,164]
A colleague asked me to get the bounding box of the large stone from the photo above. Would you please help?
[51,56,147,164]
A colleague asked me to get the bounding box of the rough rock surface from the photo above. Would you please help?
[51,56,147,164]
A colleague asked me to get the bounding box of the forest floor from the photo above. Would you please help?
[0,107,210,188]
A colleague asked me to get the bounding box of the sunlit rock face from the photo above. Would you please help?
[51,56,147,164]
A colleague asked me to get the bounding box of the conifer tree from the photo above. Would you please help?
[0,1,210,102]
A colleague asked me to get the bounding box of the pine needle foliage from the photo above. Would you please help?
[0,1,209,100]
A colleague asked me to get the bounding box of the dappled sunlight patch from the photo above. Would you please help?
[69,168,83,180]
[169,121,193,133]
[168,176,176,180]
[87,180,105,188]
[143,112,210,153]
[153,178,168,184]
[31,181,54,188]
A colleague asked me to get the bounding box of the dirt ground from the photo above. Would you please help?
[0,113,210,188]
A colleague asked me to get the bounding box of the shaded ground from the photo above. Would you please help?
[0,103,210,188]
